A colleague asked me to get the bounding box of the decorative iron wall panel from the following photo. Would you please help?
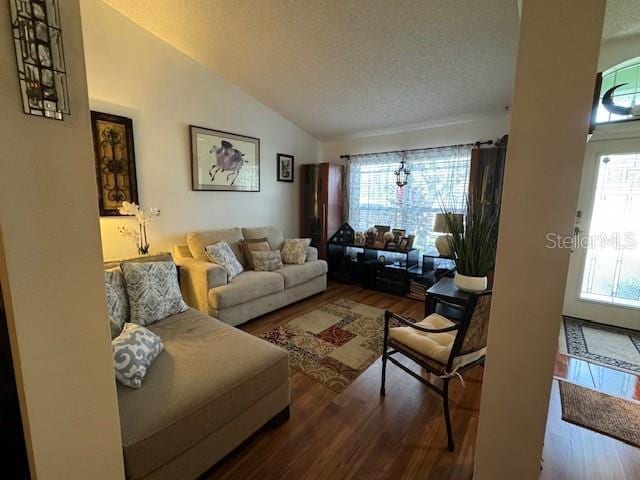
[91,111,139,216]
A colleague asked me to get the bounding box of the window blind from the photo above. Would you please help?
[345,144,472,255]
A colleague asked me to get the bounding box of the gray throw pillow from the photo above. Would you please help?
[112,323,164,389]
[104,268,129,333]
[205,240,244,280]
[121,261,188,326]
[109,318,123,340]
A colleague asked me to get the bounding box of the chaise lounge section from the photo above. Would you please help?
[105,254,290,480]
[175,226,327,326]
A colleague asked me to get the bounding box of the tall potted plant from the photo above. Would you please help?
[440,196,499,292]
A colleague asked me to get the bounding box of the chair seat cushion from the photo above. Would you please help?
[277,260,328,289]
[208,270,284,309]
[117,309,289,479]
[389,313,486,370]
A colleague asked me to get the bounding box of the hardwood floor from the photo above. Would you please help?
[205,282,481,479]
[203,281,640,480]
[542,353,640,480]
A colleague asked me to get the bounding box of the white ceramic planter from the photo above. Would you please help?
[454,273,488,293]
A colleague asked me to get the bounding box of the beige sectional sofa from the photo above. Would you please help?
[174,226,327,326]
[105,254,290,480]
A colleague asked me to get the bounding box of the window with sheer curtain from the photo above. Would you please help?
[345,145,472,255]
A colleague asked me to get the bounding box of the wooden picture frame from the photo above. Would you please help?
[277,153,294,182]
[392,228,406,244]
[373,225,390,248]
[91,111,139,216]
[190,125,260,192]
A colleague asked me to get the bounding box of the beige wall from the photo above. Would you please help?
[322,113,510,162]
[598,32,640,72]
[0,1,124,479]
[474,0,605,478]
[80,0,322,260]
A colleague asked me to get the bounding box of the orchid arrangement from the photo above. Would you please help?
[117,201,160,255]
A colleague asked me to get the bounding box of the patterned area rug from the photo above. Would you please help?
[259,299,392,392]
[559,316,640,375]
[558,380,640,447]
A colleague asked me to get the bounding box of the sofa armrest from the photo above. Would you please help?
[176,258,227,313]
[306,246,319,262]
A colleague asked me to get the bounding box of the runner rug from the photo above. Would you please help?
[559,316,640,375]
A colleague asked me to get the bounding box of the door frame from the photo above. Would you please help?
[563,122,640,330]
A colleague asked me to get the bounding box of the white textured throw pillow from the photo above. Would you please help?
[112,323,164,389]
[205,240,244,280]
[281,238,311,265]
[121,261,188,326]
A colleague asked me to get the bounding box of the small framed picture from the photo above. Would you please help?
[392,228,406,244]
[373,237,387,249]
[406,235,415,249]
[398,237,409,250]
[277,153,294,182]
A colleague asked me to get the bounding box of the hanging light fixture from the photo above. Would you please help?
[394,153,411,188]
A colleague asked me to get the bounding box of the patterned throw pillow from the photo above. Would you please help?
[205,241,244,280]
[121,261,188,326]
[112,323,164,389]
[281,238,311,265]
[252,250,283,271]
[241,238,271,270]
[109,318,123,340]
[105,268,129,335]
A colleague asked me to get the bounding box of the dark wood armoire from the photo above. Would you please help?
[468,145,507,218]
[300,163,344,259]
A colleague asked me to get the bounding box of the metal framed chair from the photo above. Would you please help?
[380,291,492,452]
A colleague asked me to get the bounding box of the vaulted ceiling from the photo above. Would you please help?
[101,0,639,140]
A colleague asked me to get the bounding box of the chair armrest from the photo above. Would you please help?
[385,311,461,334]
[176,258,227,313]
[306,246,319,262]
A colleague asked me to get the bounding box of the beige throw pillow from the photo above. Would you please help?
[241,237,271,270]
[252,250,283,271]
[281,238,311,265]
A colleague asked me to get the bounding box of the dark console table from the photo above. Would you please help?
[328,242,419,295]
[425,277,492,318]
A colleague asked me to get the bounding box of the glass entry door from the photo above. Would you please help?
[563,138,640,329]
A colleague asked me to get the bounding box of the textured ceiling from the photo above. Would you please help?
[99,0,638,140]
[101,0,519,139]
[602,0,640,41]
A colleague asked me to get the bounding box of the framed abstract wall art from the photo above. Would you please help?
[190,126,260,192]
[277,153,294,182]
[91,111,139,216]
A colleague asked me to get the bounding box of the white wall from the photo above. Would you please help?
[81,0,322,260]
[321,113,510,161]
[0,0,124,478]
[598,33,640,72]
